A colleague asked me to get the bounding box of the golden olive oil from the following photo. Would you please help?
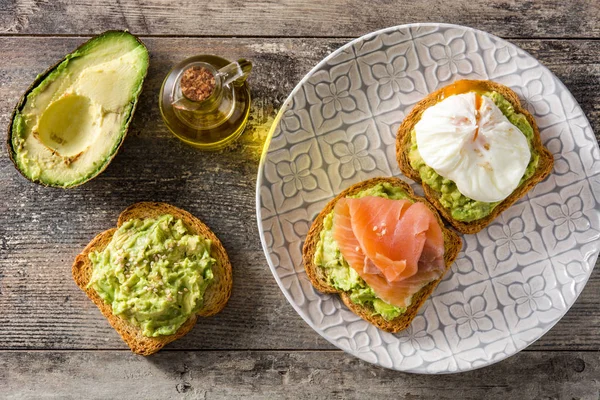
[159,55,251,151]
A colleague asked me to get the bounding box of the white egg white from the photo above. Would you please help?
[415,93,531,203]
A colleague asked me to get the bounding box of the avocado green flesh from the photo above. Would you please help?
[313,183,414,321]
[408,91,540,222]
[88,214,215,337]
[10,31,149,187]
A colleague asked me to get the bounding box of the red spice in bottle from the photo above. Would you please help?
[180,67,216,102]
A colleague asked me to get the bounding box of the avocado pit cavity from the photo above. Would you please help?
[35,94,99,160]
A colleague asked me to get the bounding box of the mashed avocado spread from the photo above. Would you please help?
[88,214,215,337]
[408,91,540,222]
[314,183,412,321]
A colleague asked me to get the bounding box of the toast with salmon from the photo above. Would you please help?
[396,79,553,234]
[72,202,233,355]
[302,177,462,333]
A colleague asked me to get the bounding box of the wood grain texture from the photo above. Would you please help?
[0,350,597,399]
[1,0,600,38]
[0,37,599,353]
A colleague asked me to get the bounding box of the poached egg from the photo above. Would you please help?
[415,92,531,203]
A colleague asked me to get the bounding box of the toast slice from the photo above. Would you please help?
[396,79,554,234]
[302,177,462,333]
[72,202,233,355]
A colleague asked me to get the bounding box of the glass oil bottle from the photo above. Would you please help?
[159,55,252,150]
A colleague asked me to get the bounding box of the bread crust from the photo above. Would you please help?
[396,79,554,234]
[302,177,462,333]
[72,202,233,355]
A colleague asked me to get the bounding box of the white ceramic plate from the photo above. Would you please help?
[256,23,600,373]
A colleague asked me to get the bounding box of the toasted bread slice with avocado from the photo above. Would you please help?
[396,79,554,234]
[302,177,462,333]
[72,202,232,355]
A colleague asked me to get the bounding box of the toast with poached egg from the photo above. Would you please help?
[396,80,553,234]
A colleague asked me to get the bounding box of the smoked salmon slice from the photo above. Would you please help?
[332,196,445,308]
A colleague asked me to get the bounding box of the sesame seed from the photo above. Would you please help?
[183,288,188,292]
[355,246,360,252]
[381,228,387,235]
[372,225,378,231]
[178,291,183,295]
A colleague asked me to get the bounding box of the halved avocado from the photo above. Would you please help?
[7,31,149,188]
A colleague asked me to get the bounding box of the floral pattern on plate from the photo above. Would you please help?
[256,23,599,373]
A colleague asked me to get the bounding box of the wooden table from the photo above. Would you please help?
[1,1,599,398]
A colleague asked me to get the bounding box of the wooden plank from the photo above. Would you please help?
[0,37,599,352]
[1,0,599,39]
[0,350,597,399]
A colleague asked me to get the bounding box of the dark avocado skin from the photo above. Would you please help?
[6,30,149,188]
